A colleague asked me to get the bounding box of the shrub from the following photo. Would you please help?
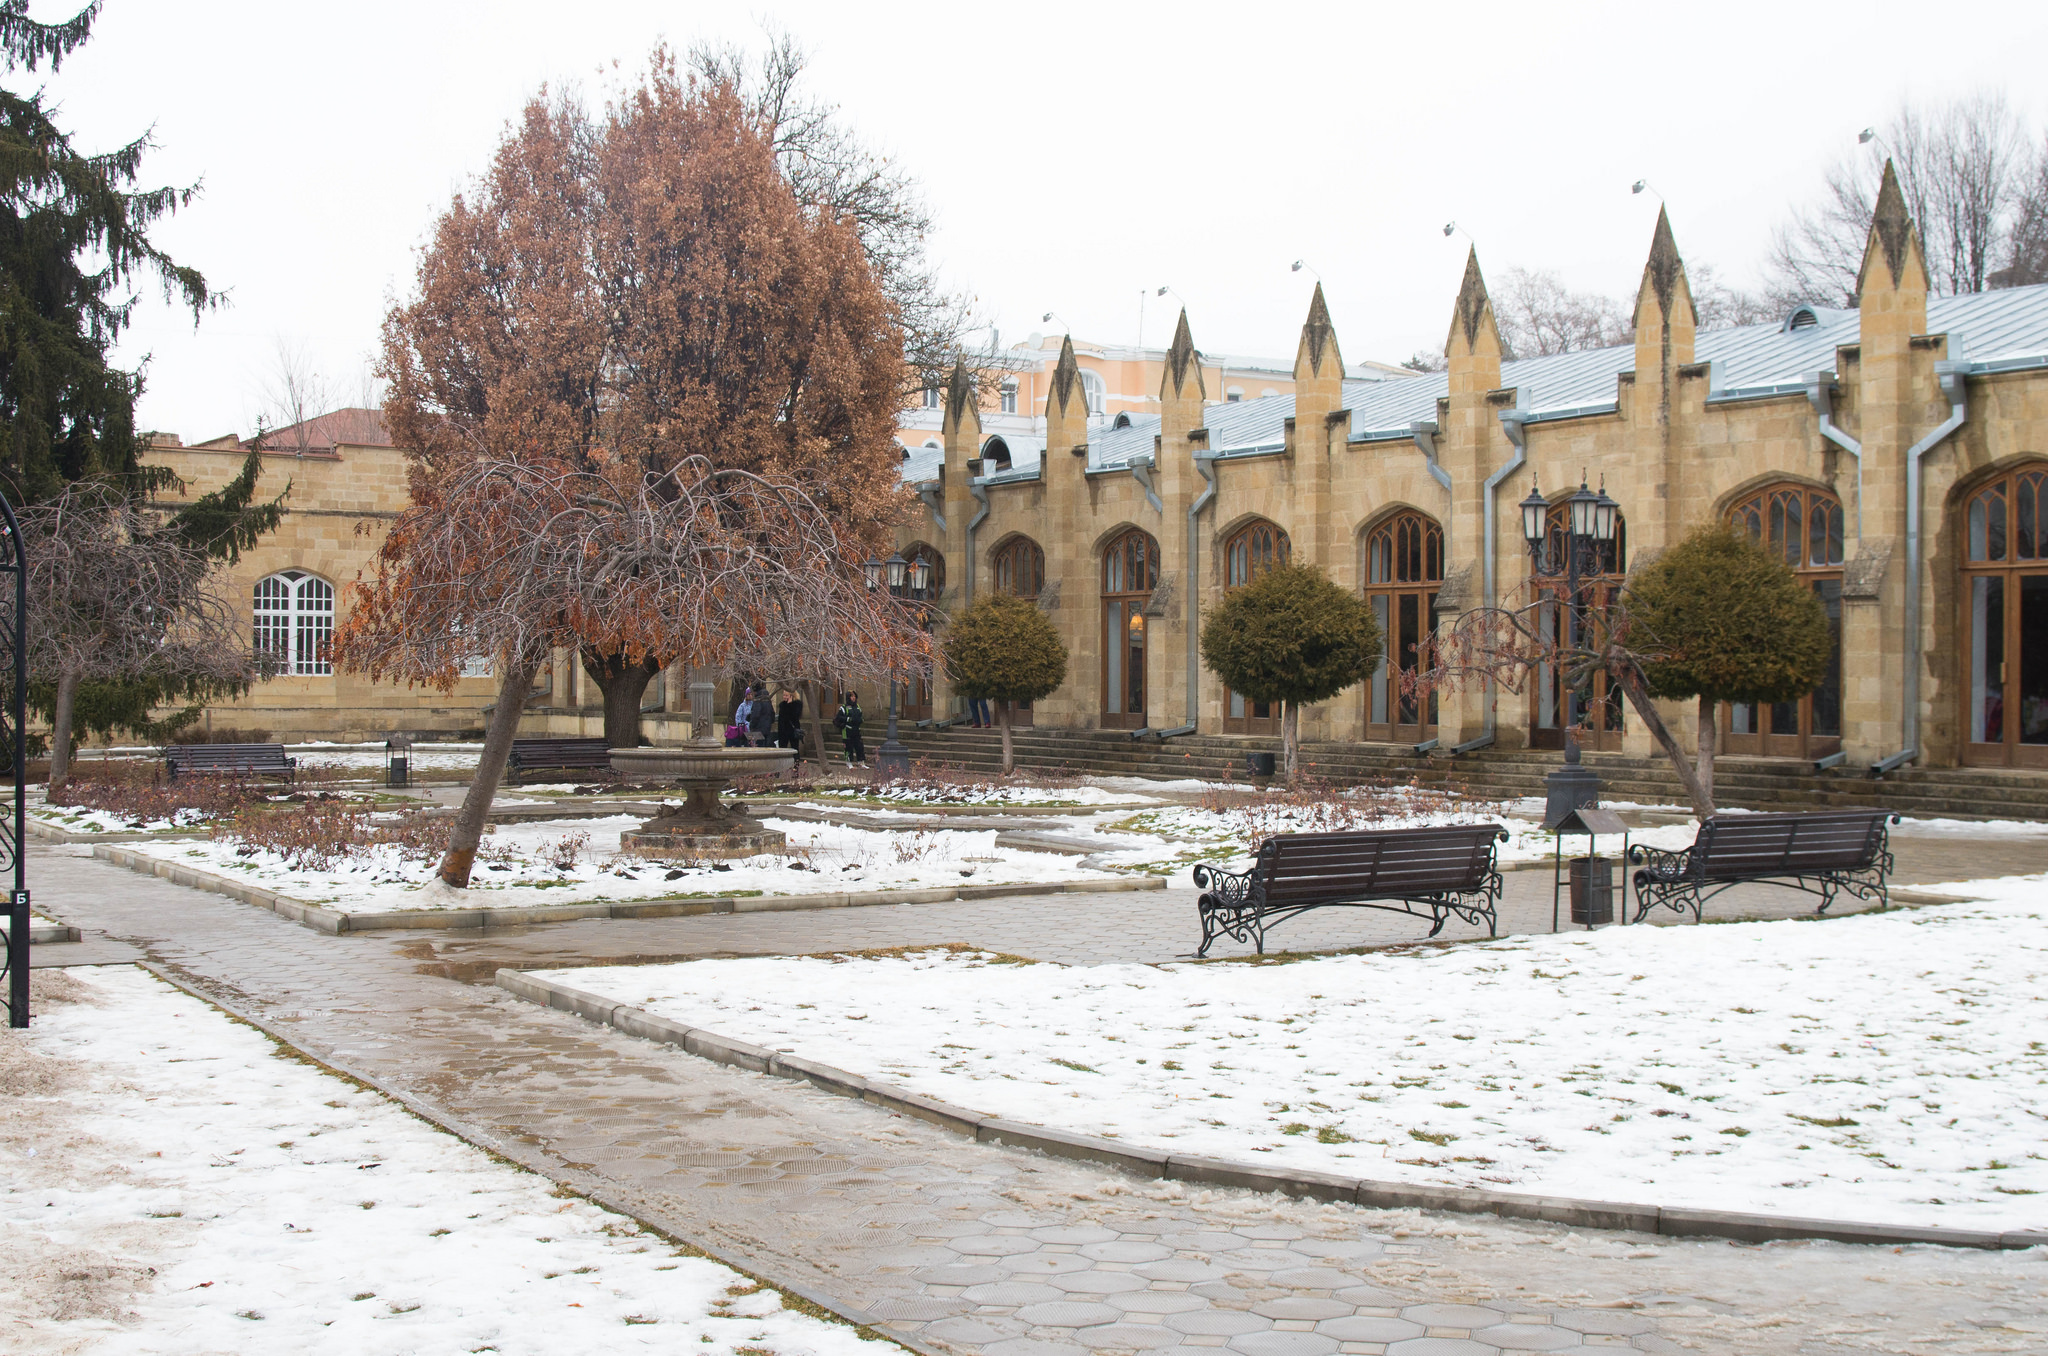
[942,594,1069,774]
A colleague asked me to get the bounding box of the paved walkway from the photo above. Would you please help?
[27,843,2048,1356]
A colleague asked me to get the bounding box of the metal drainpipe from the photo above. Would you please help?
[1481,404,1531,744]
[1187,450,1220,731]
[1410,420,1453,562]
[1129,455,1163,513]
[1805,371,1864,539]
[964,477,990,610]
[1884,357,1971,775]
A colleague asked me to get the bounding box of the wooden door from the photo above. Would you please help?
[1962,467,2048,767]
[1722,485,1846,759]
[1222,521,1290,734]
[1363,511,1443,743]
[1101,529,1157,729]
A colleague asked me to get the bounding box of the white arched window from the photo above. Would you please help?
[1079,369,1106,415]
[254,570,335,676]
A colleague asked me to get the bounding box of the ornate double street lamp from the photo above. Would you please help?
[1519,475,1619,731]
[863,550,934,775]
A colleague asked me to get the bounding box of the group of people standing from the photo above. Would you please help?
[727,684,866,766]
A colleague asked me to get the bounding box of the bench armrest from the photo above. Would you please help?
[1628,842,1693,882]
[1192,861,1255,907]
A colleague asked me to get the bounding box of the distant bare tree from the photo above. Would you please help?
[688,28,997,402]
[1689,263,1777,329]
[19,487,255,787]
[1997,135,2048,289]
[1766,94,2039,306]
[252,338,335,456]
[1493,267,1632,360]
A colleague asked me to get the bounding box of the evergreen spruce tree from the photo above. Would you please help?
[0,3,284,757]
[1627,525,1833,810]
[941,593,1067,775]
[1200,563,1381,783]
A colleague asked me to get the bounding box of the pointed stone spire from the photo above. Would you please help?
[1294,283,1342,379]
[1633,206,1696,373]
[1045,334,1089,462]
[1859,159,1926,297]
[1049,335,1085,418]
[943,360,979,435]
[1162,310,1204,401]
[1445,248,1503,397]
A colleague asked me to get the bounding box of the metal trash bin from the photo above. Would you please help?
[1246,751,1276,779]
[385,734,412,789]
[1569,855,1614,926]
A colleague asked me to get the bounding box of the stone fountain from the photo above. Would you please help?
[609,677,795,859]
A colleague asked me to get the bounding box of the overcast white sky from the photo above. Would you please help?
[49,0,2048,439]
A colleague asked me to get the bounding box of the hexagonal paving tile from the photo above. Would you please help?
[1316,1316,1426,1342]
[865,1245,961,1268]
[1044,1271,1154,1296]
[1156,1230,1247,1252]
[866,1297,972,1322]
[1292,1237,1386,1261]
[1074,1322,1186,1350]
[1551,1309,1654,1337]
[954,1235,1046,1257]
[1232,1224,1308,1241]
[1163,1309,1271,1336]
[985,1337,1093,1356]
[1032,1225,1122,1245]
[1080,1239,1176,1263]
[1105,1290,1209,1316]
[1016,1301,1125,1329]
[1134,1258,1234,1283]
[1269,1267,1360,1290]
[1474,1323,1581,1351]
[1251,1297,1353,1321]
[1331,1283,1412,1307]
[1399,1304,1506,1329]
[1211,1249,1316,1273]
[914,1263,1012,1286]
[1384,1339,1500,1356]
[1002,1252,1100,1276]
[963,1281,1067,1306]
[1226,1330,1340,1356]
[923,1315,1035,1346]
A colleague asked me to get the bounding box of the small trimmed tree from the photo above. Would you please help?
[942,593,1068,775]
[1200,563,1382,783]
[1626,525,1833,810]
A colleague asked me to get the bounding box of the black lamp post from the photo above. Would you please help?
[864,550,932,775]
[1519,476,1619,733]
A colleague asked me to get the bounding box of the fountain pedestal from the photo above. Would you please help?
[609,744,795,859]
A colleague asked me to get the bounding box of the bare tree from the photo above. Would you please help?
[1767,94,2036,306]
[1996,134,2048,288]
[334,453,921,888]
[1689,263,1777,329]
[687,28,998,400]
[17,486,256,787]
[1492,267,1633,360]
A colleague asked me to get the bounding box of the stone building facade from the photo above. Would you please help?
[897,168,2048,773]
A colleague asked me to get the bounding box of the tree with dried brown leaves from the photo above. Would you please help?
[379,56,912,748]
[333,453,921,889]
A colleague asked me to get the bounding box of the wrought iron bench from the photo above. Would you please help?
[163,742,296,782]
[1628,809,1900,923]
[508,737,613,778]
[1191,824,1509,957]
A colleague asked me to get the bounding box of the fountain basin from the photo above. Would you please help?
[609,744,797,859]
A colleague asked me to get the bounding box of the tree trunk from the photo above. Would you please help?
[1281,700,1299,785]
[581,646,661,749]
[1695,693,1718,811]
[997,700,1015,775]
[438,656,542,888]
[1612,663,1714,818]
[48,670,79,790]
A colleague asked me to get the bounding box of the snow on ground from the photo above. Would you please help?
[807,783,1160,808]
[0,965,888,1356]
[545,877,2048,1229]
[119,814,1131,913]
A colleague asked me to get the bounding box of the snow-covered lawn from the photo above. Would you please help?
[541,877,2048,1230]
[121,814,1138,914]
[0,965,889,1356]
[804,783,1160,808]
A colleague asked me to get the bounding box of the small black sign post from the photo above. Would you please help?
[1,492,27,1027]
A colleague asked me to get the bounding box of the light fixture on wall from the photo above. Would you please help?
[1630,179,1663,201]
[1290,260,1321,279]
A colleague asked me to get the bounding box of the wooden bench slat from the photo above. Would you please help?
[1631,809,1897,922]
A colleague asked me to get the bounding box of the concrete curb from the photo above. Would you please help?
[496,969,2048,1254]
[89,844,1164,935]
[131,961,933,1356]
[0,921,83,943]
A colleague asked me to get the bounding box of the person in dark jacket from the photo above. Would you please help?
[834,693,866,765]
[745,689,773,746]
[774,686,804,750]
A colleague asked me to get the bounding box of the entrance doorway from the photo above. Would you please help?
[991,535,1045,727]
[1722,484,1846,759]
[1962,467,2048,767]
[1101,528,1158,729]
[1362,510,1442,743]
